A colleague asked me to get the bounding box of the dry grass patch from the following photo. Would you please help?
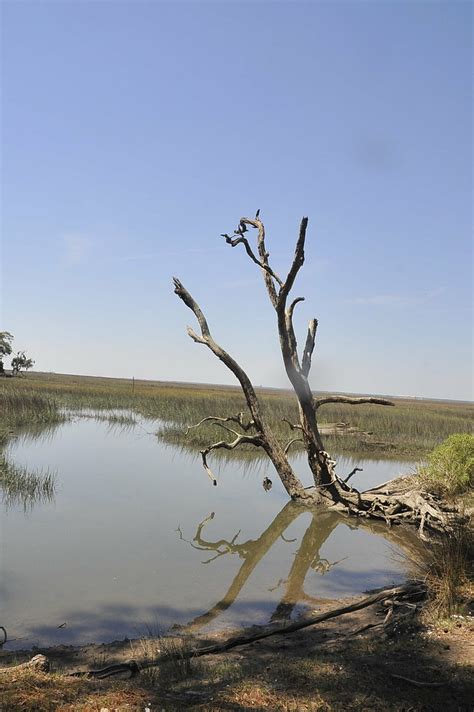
[0,667,151,712]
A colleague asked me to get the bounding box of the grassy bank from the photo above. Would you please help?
[0,388,63,507]
[1,371,472,460]
[1,606,472,711]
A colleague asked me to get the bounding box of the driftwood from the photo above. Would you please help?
[64,582,424,680]
[173,213,464,537]
[0,654,49,674]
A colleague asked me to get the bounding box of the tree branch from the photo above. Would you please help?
[185,413,256,434]
[173,278,263,426]
[200,431,265,485]
[240,216,282,307]
[282,418,303,431]
[279,217,308,306]
[343,467,363,484]
[284,437,304,454]
[221,220,283,293]
[314,396,395,409]
[301,318,318,377]
[282,296,305,369]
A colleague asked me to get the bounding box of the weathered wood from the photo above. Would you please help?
[173,213,465,533]
[0,654,50,674]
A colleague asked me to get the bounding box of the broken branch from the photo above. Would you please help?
[344,467,363,484]
[200,431,265,485]
[284,437,304,454]
[301,318,318,377]
[315,396,395,409]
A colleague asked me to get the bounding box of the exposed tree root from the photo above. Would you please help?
[296,473,465,538]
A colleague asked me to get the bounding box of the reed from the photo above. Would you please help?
[0,456,56,510]
[1,372,472,459]
[405,522,473,617]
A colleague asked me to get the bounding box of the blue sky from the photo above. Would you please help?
[1,0,472,400]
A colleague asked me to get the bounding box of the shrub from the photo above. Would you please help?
[418,433,474,497]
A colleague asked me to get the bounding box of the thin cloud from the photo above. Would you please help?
[346,287,445,307]
[119,246,222,263]
[61,234,93,266]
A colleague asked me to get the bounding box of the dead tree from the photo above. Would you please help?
[173,213,458,536]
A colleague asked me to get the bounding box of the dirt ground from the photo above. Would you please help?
[1,594,473,711]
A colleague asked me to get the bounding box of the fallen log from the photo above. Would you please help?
[0,654,49,674]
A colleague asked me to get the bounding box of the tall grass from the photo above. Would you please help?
[406,522,473,617]
[1,372,472,459]
[0,456,56,510]
[0,386,62,507]
[0,389,62,429]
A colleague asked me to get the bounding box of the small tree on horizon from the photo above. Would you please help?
[11,351,35,376]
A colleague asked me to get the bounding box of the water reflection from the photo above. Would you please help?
[1,422,59,511]
[177,501,423,632]
[0,460,56,511]
[3,415,418,648]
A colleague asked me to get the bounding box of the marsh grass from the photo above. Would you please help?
[131,634,198,687]
[1,372,472,460]
[402,522,473,618]
[0,386,61,508]
[0,456,56,510]
[0,389,63,429]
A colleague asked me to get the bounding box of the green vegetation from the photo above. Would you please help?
[418,433,474,497]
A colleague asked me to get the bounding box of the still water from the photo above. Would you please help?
[1,416,416,649]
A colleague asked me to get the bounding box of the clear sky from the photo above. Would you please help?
[1,0,472,400]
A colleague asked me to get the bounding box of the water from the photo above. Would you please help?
[1,415,417,649]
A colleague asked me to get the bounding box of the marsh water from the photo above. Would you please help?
[1,415,417,650]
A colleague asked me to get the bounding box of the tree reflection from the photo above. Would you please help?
[177,501,423,631]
